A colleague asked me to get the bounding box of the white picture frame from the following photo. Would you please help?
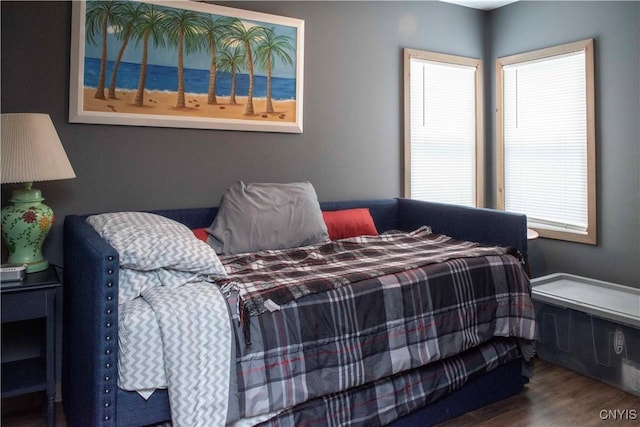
[69,0,304,133]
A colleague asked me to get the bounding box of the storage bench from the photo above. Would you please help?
[531,273,640,396]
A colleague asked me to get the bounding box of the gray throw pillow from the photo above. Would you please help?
[206,181,329,254]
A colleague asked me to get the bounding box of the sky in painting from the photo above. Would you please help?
[82,0,299,79]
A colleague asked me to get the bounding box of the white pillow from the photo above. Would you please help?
[87,212,228,303]
[206,181,329,255]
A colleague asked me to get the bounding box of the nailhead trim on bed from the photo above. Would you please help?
[102,257,117,424]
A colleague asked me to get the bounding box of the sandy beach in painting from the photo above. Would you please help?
[83,88,296,122]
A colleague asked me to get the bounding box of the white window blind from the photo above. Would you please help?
[409,58,478,207]
[502,50,588,232]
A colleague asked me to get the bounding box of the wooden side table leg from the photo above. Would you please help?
[47,395,55,427]
[46,289,57,427]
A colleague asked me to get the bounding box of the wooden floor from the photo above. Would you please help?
[438,359,639,427]
[2,359,638,426]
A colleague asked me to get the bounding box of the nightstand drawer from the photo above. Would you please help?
[1,289,50,322]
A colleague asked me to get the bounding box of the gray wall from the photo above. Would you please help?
[1,1,485,267]
[1,1,638,288]
[487,1,640,287]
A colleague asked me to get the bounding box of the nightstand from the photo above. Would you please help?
[1,266,60,427]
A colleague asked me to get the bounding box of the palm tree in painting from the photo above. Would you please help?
[131,4,166,107]
[227,19,267,115]
[163,8,204,109]
[199,15,234,105]
[254,28,295,113]
[85,0,119,100]
[217,48,246,105]
[107,2,144,99]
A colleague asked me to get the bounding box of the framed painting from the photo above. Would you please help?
[69,0,304,133]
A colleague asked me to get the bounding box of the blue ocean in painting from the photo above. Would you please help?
[83,58,296,100]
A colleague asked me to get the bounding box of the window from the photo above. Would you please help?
[496,39,596,244]
[404,49,484,207]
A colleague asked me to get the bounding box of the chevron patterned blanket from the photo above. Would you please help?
[141,281,233,427]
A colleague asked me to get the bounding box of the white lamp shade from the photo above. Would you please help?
[1,113,76,184]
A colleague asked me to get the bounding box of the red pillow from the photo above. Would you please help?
[192,228,209,242]
[322,208,378,240]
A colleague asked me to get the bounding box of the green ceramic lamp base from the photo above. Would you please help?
[1,182,53,274]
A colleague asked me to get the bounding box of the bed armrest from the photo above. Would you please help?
[63,215,119,426]
[396,198,529,268]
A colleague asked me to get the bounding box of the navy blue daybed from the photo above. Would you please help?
[62,198,531,426]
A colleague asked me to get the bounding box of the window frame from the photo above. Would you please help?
[496,39,596,244]
[403,48,485,208]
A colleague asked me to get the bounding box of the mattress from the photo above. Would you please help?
[118,250,536,422]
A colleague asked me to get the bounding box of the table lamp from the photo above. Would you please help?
[1,113,76,273]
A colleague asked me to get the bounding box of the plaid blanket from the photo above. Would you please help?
[260,337,522,426]
[219,227,516,329]
[226,250,536,418]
